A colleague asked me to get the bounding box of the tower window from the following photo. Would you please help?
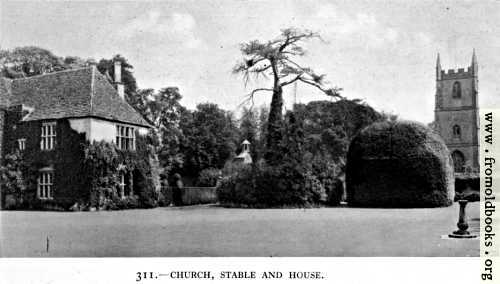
[452,81,461,98]
[453,125,461,138]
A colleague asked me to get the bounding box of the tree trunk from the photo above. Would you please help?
[265,86,283,163]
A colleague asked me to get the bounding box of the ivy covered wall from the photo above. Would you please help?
[2,109,89,209]
[84,134,159,210]
[1,107,158,210]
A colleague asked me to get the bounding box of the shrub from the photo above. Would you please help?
[136,176,159,208]
[326,178,344,206]
[158,188,172,207]
[306,155,343,206]
[0,152,27,208]
[221,160,250,177]
[217,165,255,206]
[304,172,327,203]
[104,195,140,210]
[346,120,454,207]
[217,111,343,208]
[196,168,221,187]
[217,162,325,208]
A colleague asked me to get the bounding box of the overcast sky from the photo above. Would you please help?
[1,0,499,123]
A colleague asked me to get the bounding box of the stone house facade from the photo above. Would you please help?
[0,62,153,209]
[434,51,479,172]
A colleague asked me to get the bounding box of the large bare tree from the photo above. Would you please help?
[233,28,342,162]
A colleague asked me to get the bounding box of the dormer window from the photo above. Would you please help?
[452,81,461,98]
[116,124,136,150]
[41,122,56,150]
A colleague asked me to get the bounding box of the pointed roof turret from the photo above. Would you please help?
[436,53,442,80]
[471,49,478,75]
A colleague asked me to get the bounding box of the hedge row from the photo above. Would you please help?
[216,163,343,208]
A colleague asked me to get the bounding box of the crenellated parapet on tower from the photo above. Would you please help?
[434,50,479,173]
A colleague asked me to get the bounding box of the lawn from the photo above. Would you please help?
[0,202,479,257]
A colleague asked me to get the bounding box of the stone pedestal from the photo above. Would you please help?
[449,200,477,239]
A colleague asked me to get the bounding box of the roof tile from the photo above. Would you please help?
[0,67,151,127]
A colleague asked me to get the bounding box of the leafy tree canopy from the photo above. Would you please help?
[0,46,88,78]
[294,99,384,163]
[179,103,240,177]
[97,54,138,97]
[233,27,342,163]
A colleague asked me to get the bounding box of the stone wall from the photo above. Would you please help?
[182,187,217,205]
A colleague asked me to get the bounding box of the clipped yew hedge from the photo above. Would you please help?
[346,120,454,207]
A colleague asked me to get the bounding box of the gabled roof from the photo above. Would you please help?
[0,67,151,127]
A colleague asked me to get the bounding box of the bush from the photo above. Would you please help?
[0,152,27,208]
[217,162,325,208]
[217,111,341,208]
[217,166,256,206]
[196,168,221,187]
[105,196,140,210]
[326,178,344,206]
[346,120,454,208]
[158,188,172,207]
[221,160,250,177]
[306,155,343,206]
[304,172,327,203]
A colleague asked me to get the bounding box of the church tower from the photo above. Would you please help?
[434,51,479,172]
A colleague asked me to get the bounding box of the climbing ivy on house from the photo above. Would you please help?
[0,115,159,210]
[83,134,159,210]
[0,151,27,209]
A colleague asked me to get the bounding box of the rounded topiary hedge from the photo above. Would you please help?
[346,120,454,207]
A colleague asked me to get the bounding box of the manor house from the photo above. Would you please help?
[0,62,152,209]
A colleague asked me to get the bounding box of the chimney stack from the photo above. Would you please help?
[114,61,125,99]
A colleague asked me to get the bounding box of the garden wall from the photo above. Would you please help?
[182,187,217,205]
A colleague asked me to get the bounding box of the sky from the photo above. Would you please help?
[1,0,499,123]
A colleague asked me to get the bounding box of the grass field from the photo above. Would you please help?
[0,202,479,257]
